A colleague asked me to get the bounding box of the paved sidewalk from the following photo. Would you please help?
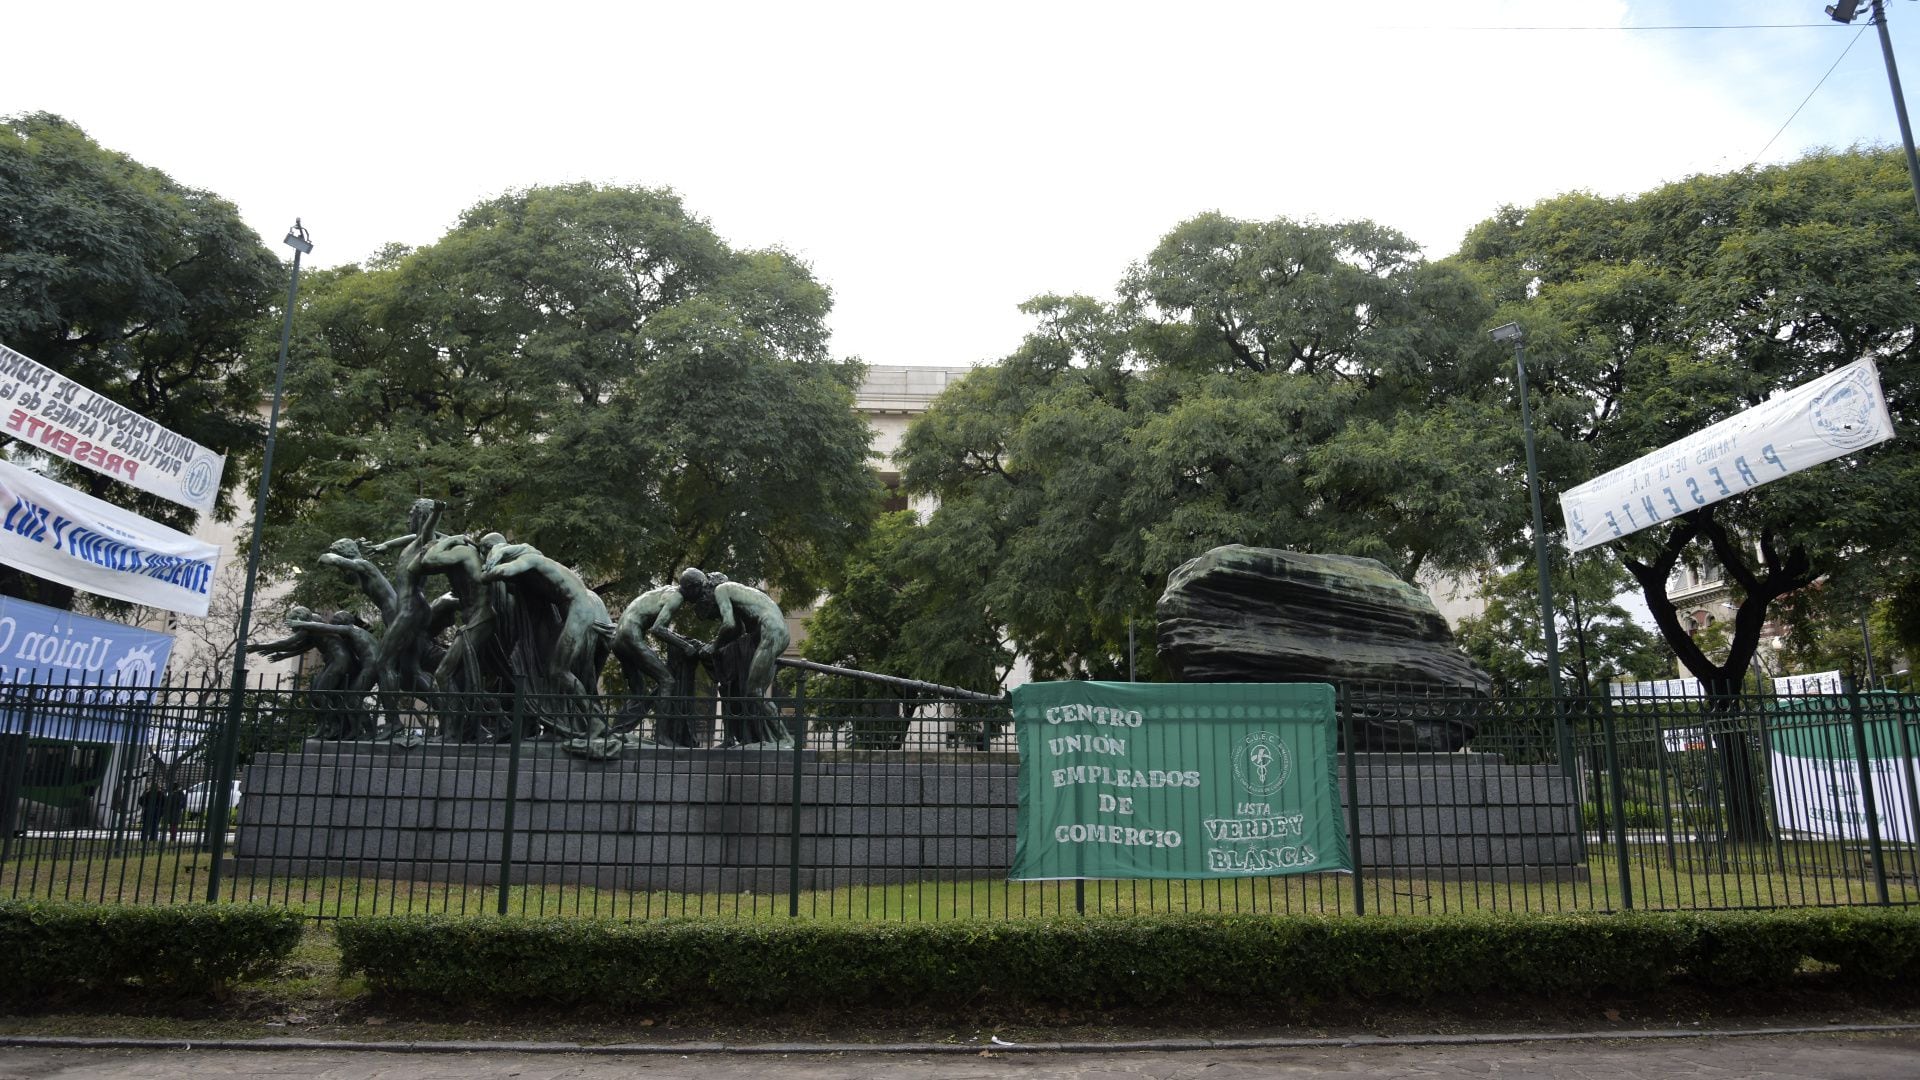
[1,1032,1917,1079]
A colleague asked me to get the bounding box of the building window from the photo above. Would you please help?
[878,471,908,513]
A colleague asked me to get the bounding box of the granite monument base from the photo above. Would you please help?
[233,744,1584,890]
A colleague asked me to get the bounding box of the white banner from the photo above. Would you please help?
[1771,711,1917,844]
[1610,670,1844,700]
[0,341,226,514]
[1774,670,1844,696]
[1560,359,1896,553]
[1610,677,1704,700]
[0,459,221,616]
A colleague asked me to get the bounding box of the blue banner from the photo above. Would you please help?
[0,595,175,740]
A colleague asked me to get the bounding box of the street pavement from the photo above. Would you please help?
[1,1032,1918,1079]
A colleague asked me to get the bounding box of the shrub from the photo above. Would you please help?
[1672,910,1815,988]
[0,900,304,998]
[1582,801,1665,828]
[342,908,1903,1010]
[1803,907,1920,982]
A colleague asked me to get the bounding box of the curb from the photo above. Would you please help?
[2,1022,1918,1055]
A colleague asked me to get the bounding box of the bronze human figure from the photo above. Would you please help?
[671,568,792,749]
[317,538,397,624]
[611,582,705,746]
[250,606,345,739]
[365,498,445,735]
[285,611,381,739]
[248,604,321,666]
[418,533,515,738]
[482,539,616,755]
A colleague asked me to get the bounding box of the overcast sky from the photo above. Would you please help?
[6,1,1916,370]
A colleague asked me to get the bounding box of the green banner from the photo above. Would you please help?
[1009,681,1350,881]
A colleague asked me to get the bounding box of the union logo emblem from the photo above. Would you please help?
[1232,730,1290,797]
[184,457,216,501]
[1809,368,1883,450]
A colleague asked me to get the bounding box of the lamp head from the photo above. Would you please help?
[284,218,314,255]
[1827,2,1862,24]
[1490,322,1524,345]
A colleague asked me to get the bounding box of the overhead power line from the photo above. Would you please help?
[1753,21,1872,163]
[1391,23,1838,32]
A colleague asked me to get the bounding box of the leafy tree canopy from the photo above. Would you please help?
[1771,583,1906,688]
[1454,557,1668,698]
[897,213,1522,679]
[1455,148,1920,695]
[799,510,1015,695]
[263,183,878,610]
[0,113,282,607]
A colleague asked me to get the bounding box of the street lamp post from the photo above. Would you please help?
[1829,0,1920,218]
[1827,0,1915,676]
[204,220,311,903]
[1493,322,1575,778]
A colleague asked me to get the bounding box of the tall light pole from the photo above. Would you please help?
[1828,1,1916,676]
[1828,0,1920,218]
[1493,322,1575,777]
[205,220,311,903]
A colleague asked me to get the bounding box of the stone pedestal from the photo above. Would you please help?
[235,743,1020,893]
[233,744,1583,890]
[1344,753,1586,880]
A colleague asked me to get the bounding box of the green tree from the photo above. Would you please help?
[0,113,282,608]
[799,510,1014,748]
[1772,585,1906,687]
[264,184,878,611]
[1457,149,1920,838]
[1456,149,1920,701]
[801,510,1015,691]
[897,214,1521,679]
[1454,557,1668,698]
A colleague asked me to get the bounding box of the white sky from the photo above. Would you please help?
[6,1,1916,369]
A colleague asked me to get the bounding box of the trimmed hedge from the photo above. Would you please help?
[0,901,305,998]
[334,908,1920,1010]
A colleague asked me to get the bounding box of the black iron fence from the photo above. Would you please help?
[2,674,1915,922]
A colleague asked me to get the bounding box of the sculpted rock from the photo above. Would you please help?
[1156,545,1488,750]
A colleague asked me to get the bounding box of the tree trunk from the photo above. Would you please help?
[1624,509,1815,843]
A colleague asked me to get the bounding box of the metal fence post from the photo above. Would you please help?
[1600,696,1634,910]
[788,671,806,918]
[1653,709,1680,872]
[1845,684,1891,906]
[1344,689,1364,916]
[1892,696,1920,875]
[203,674,249,904]
[497,681,525,916]
[1843,680,1889,899]
[0,682,35,868]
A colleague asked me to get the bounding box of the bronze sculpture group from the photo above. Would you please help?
[250,498,795,758]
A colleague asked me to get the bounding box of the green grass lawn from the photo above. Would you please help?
[5,835,1915,922]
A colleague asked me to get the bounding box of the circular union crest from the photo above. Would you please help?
[1809,369,1883,451]
[1232,730,1291,797]
[184,457,216,502]
[114,645,158,686]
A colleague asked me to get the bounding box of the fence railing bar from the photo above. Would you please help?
[1845,686,1892,906]
[497,682,524,917]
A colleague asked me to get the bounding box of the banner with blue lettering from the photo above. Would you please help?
[1560,359,1896,554]
[0,594,176,740]
[0,459,220,616]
